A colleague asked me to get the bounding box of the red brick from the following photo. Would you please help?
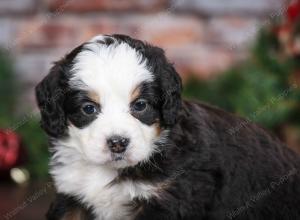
[0,0,38,15]
[136,15,204,47]
[16,18,79,49]
[165,44,235,80]
[206,16,260,51]
[46,0,168,13]
[14,14,239,79]
[175,0,284,16]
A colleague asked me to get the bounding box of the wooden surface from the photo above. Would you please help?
[0,182,55,220]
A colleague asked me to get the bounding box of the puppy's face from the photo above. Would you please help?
[36,35,182,168]
[63,36,161,168]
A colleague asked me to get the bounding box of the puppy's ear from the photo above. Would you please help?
[160,63,182,127]
[35,63,68,138]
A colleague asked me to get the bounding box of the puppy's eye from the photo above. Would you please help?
[132,99,148,112]
[82,103,97,115]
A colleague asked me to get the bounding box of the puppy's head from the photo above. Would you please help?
[36,34,182,168]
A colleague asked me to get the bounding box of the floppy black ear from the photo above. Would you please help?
[35,63,68,138]
[160,63,182,127]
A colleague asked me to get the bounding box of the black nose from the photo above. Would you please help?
[107,135,129,153]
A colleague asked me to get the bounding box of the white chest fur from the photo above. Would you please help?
[50,160,158,220]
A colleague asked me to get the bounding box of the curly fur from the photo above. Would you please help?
[36,34,300,220]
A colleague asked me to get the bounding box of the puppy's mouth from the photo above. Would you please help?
[111,153,125,161]
[107,151,137,168]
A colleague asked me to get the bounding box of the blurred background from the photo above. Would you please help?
[1,0,300,219]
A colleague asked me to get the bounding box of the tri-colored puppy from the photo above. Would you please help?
[36,34,300,220]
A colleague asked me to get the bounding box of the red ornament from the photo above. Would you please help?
[287,0,300,23]
[0,130,22,171]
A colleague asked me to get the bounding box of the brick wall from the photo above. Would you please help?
[0,0,285,109]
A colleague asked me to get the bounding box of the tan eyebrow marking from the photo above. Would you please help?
[130,85,141,102]
[88,91,100,103]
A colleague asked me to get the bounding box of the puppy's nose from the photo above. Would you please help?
[106,135,129,153]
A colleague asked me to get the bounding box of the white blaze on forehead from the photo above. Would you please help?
[70,36,153,104]
[51,36,166,219]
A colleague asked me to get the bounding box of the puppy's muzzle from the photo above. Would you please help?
[106,135,130,154]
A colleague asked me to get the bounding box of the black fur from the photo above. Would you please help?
[46,194,95,220]
[111,34,183,127]
[36,35,300,220]
[64,89,101,128]
[131,101,300,220]
[35,44,85,138]
[130,82,161,125]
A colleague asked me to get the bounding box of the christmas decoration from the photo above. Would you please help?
[287,0,300,23]
[184,1,300,153]
[0,130,28,182]
[0,50,48,180]
[0,130,22,170]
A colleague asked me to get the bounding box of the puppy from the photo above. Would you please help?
[36,34,300,220]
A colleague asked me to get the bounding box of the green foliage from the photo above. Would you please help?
[18,118,49,179]
[0,51,17,126]
[0,49,49,180]
[183,28,300,129]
